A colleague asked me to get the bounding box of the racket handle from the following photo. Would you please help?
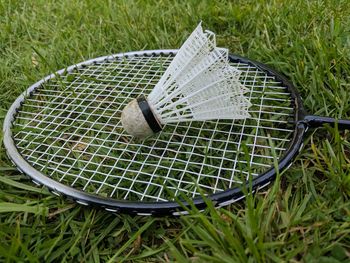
[304,115,350,130]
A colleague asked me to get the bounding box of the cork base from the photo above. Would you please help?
[121,99,155,139]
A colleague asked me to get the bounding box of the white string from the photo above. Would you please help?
[13,53,295,202]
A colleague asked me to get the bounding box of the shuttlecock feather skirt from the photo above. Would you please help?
[121,23,251,138]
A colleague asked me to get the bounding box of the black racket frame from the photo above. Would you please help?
[3,50,350,216]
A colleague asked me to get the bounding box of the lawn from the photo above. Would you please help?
[0,0,350,262]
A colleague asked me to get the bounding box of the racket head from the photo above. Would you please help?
[3,50,306,215]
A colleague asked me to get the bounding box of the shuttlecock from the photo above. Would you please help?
[121,23,251,139]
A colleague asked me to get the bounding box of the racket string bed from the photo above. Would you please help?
[247,66,268,181]
[7,51,297,212]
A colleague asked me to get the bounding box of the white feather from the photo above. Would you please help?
[147,22,251,124]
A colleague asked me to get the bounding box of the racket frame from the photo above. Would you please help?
[2,49,328,215]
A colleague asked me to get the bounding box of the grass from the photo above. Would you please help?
[0,0,350,262]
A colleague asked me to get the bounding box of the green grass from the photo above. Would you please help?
[1,0,350,262]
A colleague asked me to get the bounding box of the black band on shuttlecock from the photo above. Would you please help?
[137,95,162,133]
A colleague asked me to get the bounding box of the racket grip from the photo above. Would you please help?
[304,115,350,130]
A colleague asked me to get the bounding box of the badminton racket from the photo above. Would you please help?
[3,50,350,215]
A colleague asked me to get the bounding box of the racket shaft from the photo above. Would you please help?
[304,115,350,130]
